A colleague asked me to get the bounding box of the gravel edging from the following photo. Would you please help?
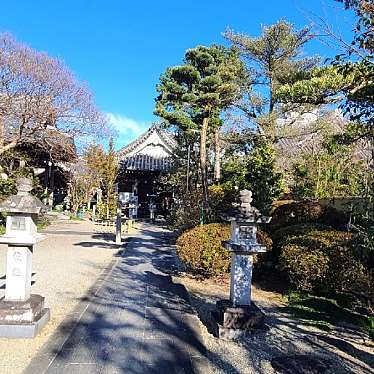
[175,276,374,374]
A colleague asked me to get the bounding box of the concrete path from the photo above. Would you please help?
[0,220,119,374]
[26,223,208,374]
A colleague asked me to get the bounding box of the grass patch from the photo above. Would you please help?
[69,214,83,221]
[285,292,374,338]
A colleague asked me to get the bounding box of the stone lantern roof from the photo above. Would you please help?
[223,190,271,224]
[0,178,47,215]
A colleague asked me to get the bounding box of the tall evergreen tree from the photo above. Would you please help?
[155,45,244,215]
[276,3,373,128]
[224,21,316,139]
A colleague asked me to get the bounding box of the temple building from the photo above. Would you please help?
[117,124,177,218]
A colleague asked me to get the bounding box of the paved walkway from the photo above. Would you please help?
[0,220,119,374]
[26,223,208,374]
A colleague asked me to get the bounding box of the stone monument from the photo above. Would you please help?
[115,201,122,244]
[211,189,271,339]
[0,177,50,338]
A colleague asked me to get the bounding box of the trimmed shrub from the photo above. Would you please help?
[319,206,349,230]
[270,200,348,232]
[176,223,272,277]
[280,243,329,291]
[279,229,371,297]
[271,201,324,231]
[271,223,332,259]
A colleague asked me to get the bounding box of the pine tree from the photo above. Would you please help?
[224,21,316,139]
[155,45,244,215]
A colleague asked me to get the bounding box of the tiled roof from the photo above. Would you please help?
[120,154,173,172]
[119,124,176,172]
[118,124,177,157]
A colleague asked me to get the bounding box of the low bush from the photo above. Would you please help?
[176,223,231,277]
[270,201,348,232]
[271,201,324,231]
[35,215,51,230]
[279,229,373,304]
[270,223,332,259]
[176,223,272,277]
[319,206,349,229]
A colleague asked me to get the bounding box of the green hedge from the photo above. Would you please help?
[270,223,332,259]
[279,229,373,303]
[270,200,348,231]
[176,223,272,277]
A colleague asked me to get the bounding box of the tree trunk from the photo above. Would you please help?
[186,143,191,193]
[214,127,221,181]
[0,116,4,149]
[200,117,209,217]
[269,68,276,115]
[106,194,110,220]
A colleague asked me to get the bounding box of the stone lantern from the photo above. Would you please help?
[128,195,138,220]
[148,194,157,222]
[0,177,50,338]
[211,189,271,339]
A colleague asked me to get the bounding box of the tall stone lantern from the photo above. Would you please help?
[211,189,271,339]
[0,177,50,338]
[148,194,157,222]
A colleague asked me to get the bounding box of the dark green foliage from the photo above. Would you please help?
[245,142,283,213]
[217,142,283,215]
[277,4,373,128]
[271,201,325,231]
[220,156,249,192]
[176,223,272,277]
[320,206,350,229]
[224,21,315,117]
[0,178,17,201]
[155,45,245,213]
[270,223,333,258]
[270,201,348,232]
[279,229,373,303]
[271,223,333,244]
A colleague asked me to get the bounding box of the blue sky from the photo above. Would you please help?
[0,0,355,149]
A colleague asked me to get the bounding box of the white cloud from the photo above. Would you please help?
[106,113,151,150]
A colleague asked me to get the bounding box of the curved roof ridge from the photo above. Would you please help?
[118,123,176,157]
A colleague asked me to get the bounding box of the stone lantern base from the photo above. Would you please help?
[211,299,267,340]
[0,294,50,338]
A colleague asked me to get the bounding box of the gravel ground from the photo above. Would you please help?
[175,275,374,374]
[0,219,120,374]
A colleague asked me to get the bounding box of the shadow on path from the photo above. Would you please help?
[25,223,234,374]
